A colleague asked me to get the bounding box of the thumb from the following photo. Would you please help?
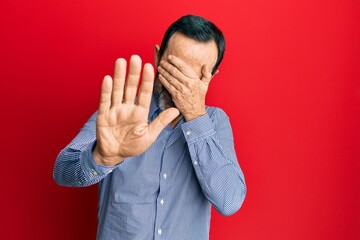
[148,107,180,142]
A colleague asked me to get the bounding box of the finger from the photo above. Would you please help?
[167,55,194,77]
[112,58,127,107]
[159,60,187,84]
[137,63,154,109]
[99,75,112,115]
[157,66,183,91]
[124,55,142,104]
[148,107,180,142]
[158,73,177,95]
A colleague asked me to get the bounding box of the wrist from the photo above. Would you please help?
[93,145,125,166]
[184,109,207,122]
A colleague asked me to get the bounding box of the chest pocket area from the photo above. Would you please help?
[109,151,160,204]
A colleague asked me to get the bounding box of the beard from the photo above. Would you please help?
[153,73,177,112]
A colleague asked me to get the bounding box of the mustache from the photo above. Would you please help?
[153,73,176,111]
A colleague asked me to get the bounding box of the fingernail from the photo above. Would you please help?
[168,55,172,60]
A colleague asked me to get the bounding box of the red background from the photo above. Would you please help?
[1,0,359,239]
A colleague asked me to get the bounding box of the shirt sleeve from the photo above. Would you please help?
[181,108,246,216]
[53,111,116,187]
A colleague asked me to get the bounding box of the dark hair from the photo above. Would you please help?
[159,14,225,75]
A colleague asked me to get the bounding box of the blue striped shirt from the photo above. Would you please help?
[53,98,246,240]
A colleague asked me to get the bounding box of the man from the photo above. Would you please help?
[53,15,246,240]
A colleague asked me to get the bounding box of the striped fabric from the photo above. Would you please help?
[53,98,246,240]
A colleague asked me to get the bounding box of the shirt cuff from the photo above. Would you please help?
[181,113,215,144]
[80,141,116,177]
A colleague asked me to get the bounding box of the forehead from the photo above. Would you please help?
[164,32,218,71]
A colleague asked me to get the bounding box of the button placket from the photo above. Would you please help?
[154,131,172,239]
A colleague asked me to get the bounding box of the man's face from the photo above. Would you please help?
[154,32,218,111]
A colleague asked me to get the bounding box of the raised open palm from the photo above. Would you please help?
[93,55,179,166]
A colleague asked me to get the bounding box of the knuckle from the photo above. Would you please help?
[183,82,191,89]
[174,91,181,99]
[169,66,176,75]
[162,71,170,79]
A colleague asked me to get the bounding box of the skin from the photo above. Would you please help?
[93,32,219,166]
[155,32,219,125]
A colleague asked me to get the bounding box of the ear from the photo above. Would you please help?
[154,44,160,66]
[201,66,213,85]
[211,69,220,79]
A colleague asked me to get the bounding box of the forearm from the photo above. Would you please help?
[187,137,246,216]
[182,108,246,216]
[53,141,115,187]
[53,111,116,187]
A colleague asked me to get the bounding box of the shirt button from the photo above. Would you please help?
[160,199,164,205]
[157,229,162,235]
[163,173,167,179]
[186,131,191,136]
[193,160,198,166]
[91,169,98,176]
